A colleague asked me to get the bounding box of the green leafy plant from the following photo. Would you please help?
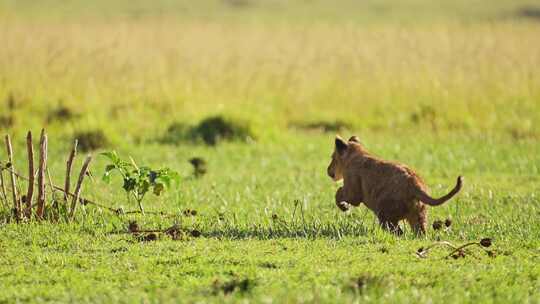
[101,151,180,214]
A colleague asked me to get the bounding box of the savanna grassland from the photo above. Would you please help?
[0,0,540,303]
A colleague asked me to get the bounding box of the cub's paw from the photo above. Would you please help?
[337,201,350,212]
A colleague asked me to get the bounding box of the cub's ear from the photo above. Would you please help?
[348,136,360,143]
[335,136,348,154]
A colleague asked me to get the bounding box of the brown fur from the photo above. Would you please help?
[327,135,462,235]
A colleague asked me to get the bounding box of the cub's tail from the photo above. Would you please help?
[416,176,462,206]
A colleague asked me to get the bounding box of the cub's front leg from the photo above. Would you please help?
[335,185,364,212]
[335,187,351,212]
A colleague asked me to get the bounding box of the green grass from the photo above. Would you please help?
[0,1,540,303]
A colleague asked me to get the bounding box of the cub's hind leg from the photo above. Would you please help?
[378,216,403,235]
[405,203,427,235]
[376,209,403,235]
[376,199,408,235]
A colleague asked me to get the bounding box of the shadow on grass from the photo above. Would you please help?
[288,119,352,133]
[202,221,372,240]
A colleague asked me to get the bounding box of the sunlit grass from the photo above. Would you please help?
[0,1,539,302]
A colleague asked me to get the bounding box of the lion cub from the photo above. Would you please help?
[327,135,462,235]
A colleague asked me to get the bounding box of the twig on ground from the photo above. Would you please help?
[416,238,494,259]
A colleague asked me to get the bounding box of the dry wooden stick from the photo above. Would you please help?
[3,166,116,212]
[25,131,34,218]
[5,135,20,220]
[69,155,92,219]
[36,130,48,219]
[0,168,8,208]
[3,166,180,218]
[64,140,78,203]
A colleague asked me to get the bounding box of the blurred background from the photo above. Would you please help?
[0,0,538,144]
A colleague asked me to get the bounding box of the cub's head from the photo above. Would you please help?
[327,135,360,181]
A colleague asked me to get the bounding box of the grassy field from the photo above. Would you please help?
[1,0,540,303]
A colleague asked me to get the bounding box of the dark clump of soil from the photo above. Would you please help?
[47,105,79,123]
[161,115,255,146]
[128,221,139,233]
[432,220,443,230]
[183,209,198,217]
[135,233,158,242]
[290,119,352,133]
[212,277,255,295]
[190,229,202,238]
[164,224,183,240]
[480,238,492,248]
[189,157,207,177]
[445,218,452,227]
[259,262,278,269]
[74,130,109,152]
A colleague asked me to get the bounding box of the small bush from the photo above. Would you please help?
[5,92,17,110]
[162,115,255,146]
[160,122,192,145]
[1,93,16,129]
[74,130,109,152]
[410,104,436,124]
[290,120,352,133]
[507,126,539,141]
[0,115,14,129]
[516,6,540,20]
[223,0,251,8]
[193,116,254,145]
[47,106,78,123]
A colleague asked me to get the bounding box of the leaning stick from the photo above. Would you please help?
[64,140,78,202]
[36,130,47,219]
[69,155,92,219]
[0,167,8,208]
[25,131,34,218]
[5,135,20,220]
